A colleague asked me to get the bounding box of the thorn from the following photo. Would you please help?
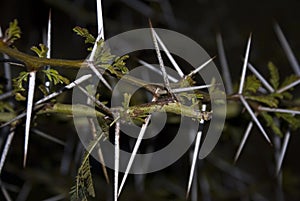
[238,34,252,94]
[96,0,105,39]
[158,84,214,95]
[187,56,216,77]
[31,128,65,146]
[114,121,120,201]
[138,59,179,82]
[274,22,300,75]
[239,95,272,145]
[247,62,275,93]
[36,74,92,105]
[0,130,15,174]
[258,106,300,115]
[118,93,158,197]
[88,38,112,91]
[216,33,233,94]
[24,71,37,167]
[149,21,173,95]
[186,105,206,198]
[277,78,300,93]
[46,9,52,59]
[118,115,151,197]
[234,120,254,163]
[0,75,92,129]
[152,29,184,78]
[276,131,290,175]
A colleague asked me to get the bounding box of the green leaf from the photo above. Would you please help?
[31,44,48,58]
[122,93,132,109]
[246,95,279,107]
[113,55,129,74]
[0,101,14,112]
[276,113,300,130]
[15,92,26,101]
[4,19,21,44]
[94,41,116,64]
[70,132,105,201]
[280,74,299,90]
[268,62,279,90]
[260,112,282,136]
[42,69,70,85]
[13,71,29,92]
[243,75,261,94]
[73,26,96,45]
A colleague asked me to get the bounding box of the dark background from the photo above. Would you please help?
[0,0,300,200]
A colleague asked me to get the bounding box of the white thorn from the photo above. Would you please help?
[234,120,254,163]
[187,57,215,77]
[96,0,105,39]
[238,34,252,94]
[158,84,213,95]
[276,131,291,175]
[87,62,112,91]
[247,62,274,93]
[36,74,92,105]
[114,121,120,201]
[186,104,206,198]
[258,106,300,115]
[46,9,52,59]
[277,78,300,93]
[274,23,300,75]
[239,95,271,145]
[153,30,184,78]
[150,26,172,94]
[118,93,158,197]
[216,33,233,94]
[0,131,15,174]
[138,59,178,82]
[24,71,36,167]
[31,128,65,146]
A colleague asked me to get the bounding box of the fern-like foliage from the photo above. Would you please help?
[31,44,48,58]
[73,26,129,75]
[73,26,96,46]
[70,155,95,201]
[42,69,70,85]
[268,62,280,90]
[243,75,261,94]
[70,131,105,201]
[3,19,21,45]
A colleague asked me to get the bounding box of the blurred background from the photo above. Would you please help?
[0,0,300,200]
